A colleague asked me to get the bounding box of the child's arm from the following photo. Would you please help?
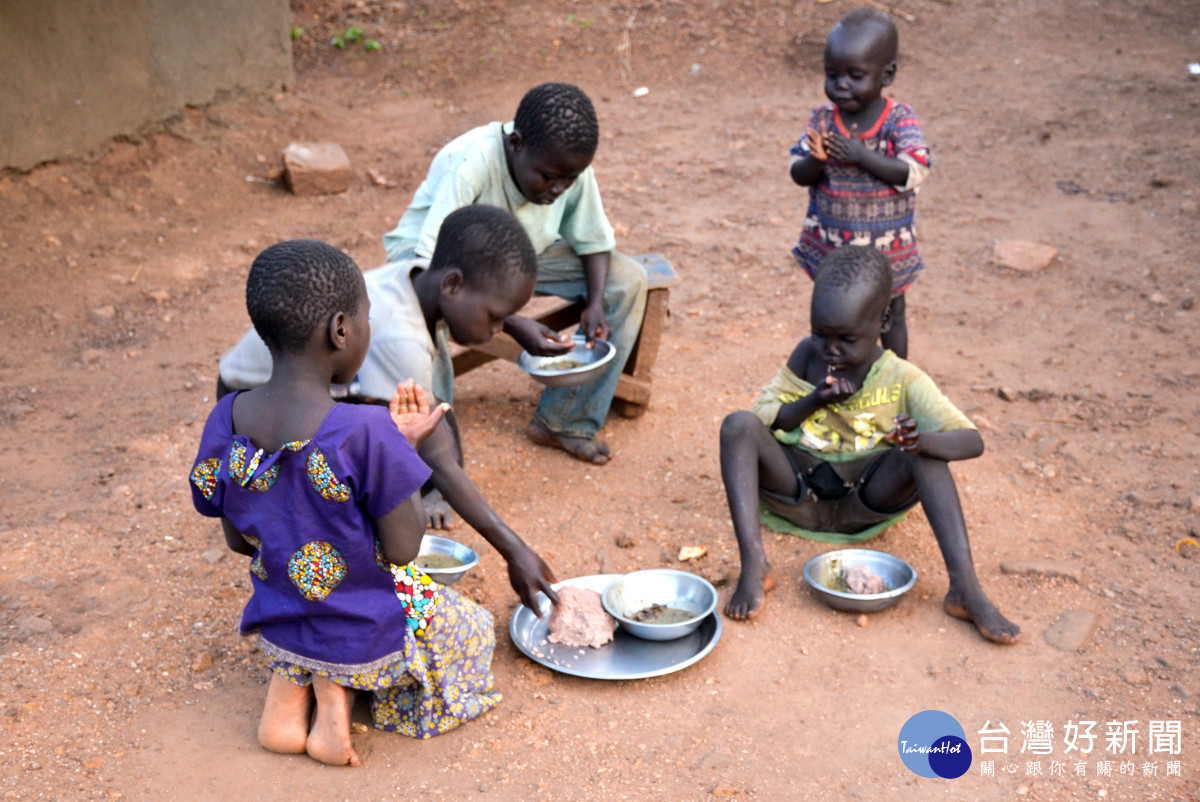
[221,519,255,556]
[375,492,426,566]
[418,418,560,611]
[771,339,860,431]
[790,123,828,187]
[885,414,984,461]
[577,251,610,345]
[823,128,910,186]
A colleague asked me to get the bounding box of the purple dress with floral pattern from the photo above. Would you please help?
[189,393,502,737]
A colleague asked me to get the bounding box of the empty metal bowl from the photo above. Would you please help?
[601,569,717,641]
[414,534,479,586]
[802,548,917,613]
[517,334,615,388]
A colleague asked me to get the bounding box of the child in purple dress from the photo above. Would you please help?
[790,7,931,359]
[189,239,501,767]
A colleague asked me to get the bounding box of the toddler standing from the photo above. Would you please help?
[190,240,501,766]
[790,7,931,359]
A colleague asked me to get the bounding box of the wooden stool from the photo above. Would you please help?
[450,253,680,418]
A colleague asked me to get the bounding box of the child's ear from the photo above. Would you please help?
[328,311,348,350]
[881,61,897,88]
[507,128,525,155]
[440,267,466,299]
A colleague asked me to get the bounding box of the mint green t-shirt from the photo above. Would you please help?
[752,350,975,462]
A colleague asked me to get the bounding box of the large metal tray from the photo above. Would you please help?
[508,574,722,680]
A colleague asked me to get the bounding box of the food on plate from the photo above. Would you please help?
[414,553,464,571]
[629,603,694,625]
[547,586,616,649]
[845,562,886,595]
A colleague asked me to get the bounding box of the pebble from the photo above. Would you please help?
[1120,667,1150,686]
[997,386,1019,402]
[200,548,225,565]
[614,532,637,549]
[856,614,868,628]
[1154,656,1172,669]
[1148,291,1168,306]
[1043,611,1098,651]
[1000,561,1081,583]
[87,305,116,325]
[1016,784,1028,796]
[190,651,214,673]
[993,239,1058,272]
[20,615,53,634]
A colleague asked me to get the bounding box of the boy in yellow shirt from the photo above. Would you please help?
[720,246,1018,644]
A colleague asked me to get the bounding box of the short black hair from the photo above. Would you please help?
[513,82,599,159]
[245,239,363,354]
[832,7,899,63]
[812,245,893,315]
[429,206,538,292]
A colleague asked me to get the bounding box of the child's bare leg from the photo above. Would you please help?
[860,451,1020,644]
[881,294,907,359]
[306,676,361,766]
[258,673,313,754]
[719,411,799,620]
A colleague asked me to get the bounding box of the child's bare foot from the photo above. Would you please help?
[306,677,362,767]
[258,674,313,754]
[526,419,611,465]
[724,563,779,620]
[943,587,1021,644]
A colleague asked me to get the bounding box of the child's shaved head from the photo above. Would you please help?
[813,245,893,317]
[513,82,599,159]
[246,240,363,354]
[430,205,538,292]
[831,7,899,63]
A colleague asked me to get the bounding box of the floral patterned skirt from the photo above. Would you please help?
[269,587,502,738]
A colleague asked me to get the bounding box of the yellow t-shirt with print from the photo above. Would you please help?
[752,350,975,462]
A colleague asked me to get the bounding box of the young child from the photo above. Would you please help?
[216,206,561,621]
[190,239,503,767]
[719,246,1019,645]
[790,8,930,359]
[382,82,648,466]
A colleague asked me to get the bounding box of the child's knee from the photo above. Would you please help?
[607,252,649,303]
[720,410,762,443]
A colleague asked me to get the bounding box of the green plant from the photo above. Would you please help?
[566,13,594,29]
[331,26,364,48]
[364,39,381,52]
[290,26,305,41]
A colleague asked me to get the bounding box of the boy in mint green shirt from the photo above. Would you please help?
[383,83,647,466]
[719,246,1019,645]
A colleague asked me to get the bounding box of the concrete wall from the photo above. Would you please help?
[0,0,292,170]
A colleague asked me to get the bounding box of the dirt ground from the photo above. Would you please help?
[1,0,1198,799]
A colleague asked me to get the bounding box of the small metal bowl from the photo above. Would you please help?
[414,534,479,586]
[517,335,615,388]
[802,548,917,613]
[601,569,717,641]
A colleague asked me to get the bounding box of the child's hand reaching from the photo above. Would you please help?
[389,379,448,450]
[884,413,920,453]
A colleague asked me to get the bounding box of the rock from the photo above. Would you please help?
[282,143,352,196]
[712,786,739,799]
[1041,463,1057,480]
[1120,667,1150,686]
[856,614,869,628]
[994,239,1058,272]
[1154,655,1172,668]
[366,167,388,186]
[1170,684,1189,700]
[678,545,707,561]
[1148,292,1169,306]
[972,414,996,432]
[200,548,225,565]
[614,532,637,549]
[1182,297,1194,310]
[87,305,116,325]
[1000,561,1081,582]
[997,386,1019,402]
[146,289,170,305]
[191,651,214,673]
[1043,611,1098,651]
[20,615,53,634]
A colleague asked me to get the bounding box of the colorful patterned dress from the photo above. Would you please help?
[189,393,502,738]
[791,98,931,294]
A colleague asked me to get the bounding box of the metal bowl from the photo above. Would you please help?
[601,569,718,641]
[517,335,615,388]
[802,548,917,613]
[414,534,479,586]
